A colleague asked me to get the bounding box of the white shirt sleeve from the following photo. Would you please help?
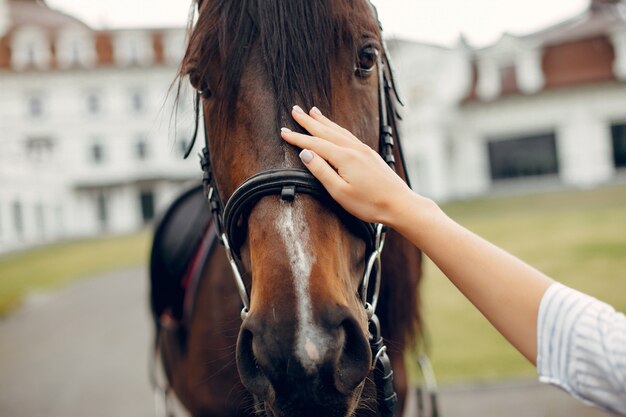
[537,282,626,415]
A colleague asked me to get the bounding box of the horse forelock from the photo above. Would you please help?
[181,0,379,128]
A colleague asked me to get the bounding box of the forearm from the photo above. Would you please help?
[389,193,553,364]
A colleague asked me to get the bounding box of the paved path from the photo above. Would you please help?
[0,267,154,417]
[437,380,612,417]
[0,268,615,417]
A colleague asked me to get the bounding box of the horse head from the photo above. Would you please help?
[182,1,395,415]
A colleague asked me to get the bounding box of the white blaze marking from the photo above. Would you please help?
[276,199,326,372]
[305,338,320,361]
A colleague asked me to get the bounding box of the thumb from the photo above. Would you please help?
[299,149,345,196]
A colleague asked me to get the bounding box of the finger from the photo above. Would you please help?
[308,107,362,144]
[298,149,347,198]
[291,105,357,148]
[280,128,344,166]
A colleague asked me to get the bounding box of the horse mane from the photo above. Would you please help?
[180,0,377,127]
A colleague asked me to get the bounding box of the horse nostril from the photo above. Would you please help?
[236,328,270,396]
[335,317,372,395]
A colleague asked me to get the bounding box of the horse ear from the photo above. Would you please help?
[197,0,203,11]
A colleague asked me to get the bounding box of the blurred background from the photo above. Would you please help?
[0,0,624,416]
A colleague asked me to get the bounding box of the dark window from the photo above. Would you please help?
[488,133,559,181]
[28,96,43,117]
[131,92,144,112]
[611,123,626,168]
[26,137,54,161]
[91,143,104,163]
[136,139,148,160]
[13,201,23,236]
[87,94,101,114]
[139,190,155,224]
[96,192,108,230]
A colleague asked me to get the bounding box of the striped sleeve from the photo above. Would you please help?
[537,282,626,415]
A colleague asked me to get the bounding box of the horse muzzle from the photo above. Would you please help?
[236,304,372,416]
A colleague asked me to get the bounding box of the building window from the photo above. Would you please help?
[28,96,43,117]
[96,191,108,231]
[13,201,23,237]
[87,93,101,114]
[488,133,559,181]
[139,190,155,224]
[11,27,51,70]
[26,137,54,162]
[91,143,104,164]
[611,123,626,168]
[113,32,154,67]
[136,138,148,160]
[56,29,96,69]
[131,92,144,112]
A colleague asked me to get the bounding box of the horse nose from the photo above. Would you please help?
[236,305,372,399]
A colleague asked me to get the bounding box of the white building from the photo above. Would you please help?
[0,0,198,254]
[2,0,626,253]
[392,0,626,201]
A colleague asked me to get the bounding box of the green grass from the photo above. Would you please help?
[1,184,625,383]
[420,184,626,383]
[0,231,150,316]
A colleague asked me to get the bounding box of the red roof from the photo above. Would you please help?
[0,0,176,70]
[464,0,625,101]
[7,0,89,33]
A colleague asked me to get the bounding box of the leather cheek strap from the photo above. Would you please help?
[222,169,376,256]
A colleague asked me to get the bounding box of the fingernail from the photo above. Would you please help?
[311,106,322,116]
[293,105,304,114]
[281,127,292,133]
[299,149,314,164]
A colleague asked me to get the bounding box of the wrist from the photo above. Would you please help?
[384,192,443,246]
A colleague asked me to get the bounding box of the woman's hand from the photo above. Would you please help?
[280,105,414,226]
[282,107,559,369]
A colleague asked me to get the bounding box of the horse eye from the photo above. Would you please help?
[355,45,379,78]
[199,87,212,99]
[189,70,212,99]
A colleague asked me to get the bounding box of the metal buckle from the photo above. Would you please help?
[360,223,386,312]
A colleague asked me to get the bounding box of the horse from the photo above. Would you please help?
[149,1,424,416]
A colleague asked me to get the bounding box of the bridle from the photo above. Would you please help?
[184,1,415,416]
[196,58,401,417]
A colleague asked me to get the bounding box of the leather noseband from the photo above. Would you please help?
[223,168,377,256]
